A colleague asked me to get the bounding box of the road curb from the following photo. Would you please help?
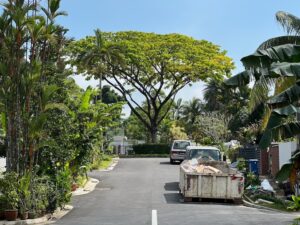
[72,177,99,196]
[243,199,287,213]
[98,157,119,172]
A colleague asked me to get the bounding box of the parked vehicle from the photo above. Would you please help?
[179,146,244,203]
[169,140,191,164]
[185,146,222,161]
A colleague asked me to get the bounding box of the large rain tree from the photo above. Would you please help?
[70,31,233,143]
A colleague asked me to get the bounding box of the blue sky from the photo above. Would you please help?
[58,0,300,115]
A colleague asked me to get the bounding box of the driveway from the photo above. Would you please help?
[54,158,298,225]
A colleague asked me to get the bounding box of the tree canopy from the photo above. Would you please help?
[69,31,234,142]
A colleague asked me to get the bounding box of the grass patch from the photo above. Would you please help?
[76,174,88,187]
[99,158,113,169]
[90,154,114,170]
[291,218,300,225]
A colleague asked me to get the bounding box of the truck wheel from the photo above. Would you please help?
[170,158,174,164]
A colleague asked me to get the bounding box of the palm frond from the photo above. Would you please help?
[248,75,272,111]
[276,11,300,35]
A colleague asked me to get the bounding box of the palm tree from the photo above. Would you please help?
[182,98,203,125]
[171,98,184,120]
[78,29,122,102]
[0,0,68,173]
[181,98,204,137]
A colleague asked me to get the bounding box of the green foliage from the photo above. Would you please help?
[30,176,52,213]
[18,172,31,213]
[237,158,246,171]
[0,0,126,216]
[250,193,289,211]
[288,195,300,210]
[133,144,170,155]
[246,172,260,186]
[0,172,19,209]
[69,31,234,143]
[276,163,293,182]
[53,167,72,209]
[101,85,123,104]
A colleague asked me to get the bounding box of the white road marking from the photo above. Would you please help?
[152,209,158,225]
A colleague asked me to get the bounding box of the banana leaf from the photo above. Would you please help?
[224,70,252,87]
[242,44,300,69]
[259,121,300,148]
[275,163,293,182]
[257,36,300,51]
[80,87,93,111]
[268,81,300,107]
[269,62,300,78]
[259,105,300,148]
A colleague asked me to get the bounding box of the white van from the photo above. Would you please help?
[169,140,191,164]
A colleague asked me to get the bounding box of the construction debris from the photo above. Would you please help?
[181,159,238,175]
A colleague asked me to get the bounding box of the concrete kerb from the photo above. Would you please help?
[98,157,119,172]
[243,199,287,213]
[72,177,99,196]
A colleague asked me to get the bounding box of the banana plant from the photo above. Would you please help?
[225,12,300,149]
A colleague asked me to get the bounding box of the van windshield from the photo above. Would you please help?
[173,141,190,150]
[188,149,220,161]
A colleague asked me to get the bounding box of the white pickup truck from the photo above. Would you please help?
[179,146,244,203]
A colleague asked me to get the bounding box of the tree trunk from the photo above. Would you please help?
[6,107,19,172]
[150,127,158,144]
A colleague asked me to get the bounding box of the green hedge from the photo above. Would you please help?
[132,144,170,155]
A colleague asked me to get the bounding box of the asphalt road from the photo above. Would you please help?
[54,158,299,225]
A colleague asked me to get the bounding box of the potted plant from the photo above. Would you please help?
[0,172,19,221]
[71,183,78,192]
[28,209,37,219]
[19,204,29,220]
[4,189,19,221]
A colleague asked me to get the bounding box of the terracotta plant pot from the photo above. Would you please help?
[20,211,28,220]
[71,183,78,191]
[5,209,18,221]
